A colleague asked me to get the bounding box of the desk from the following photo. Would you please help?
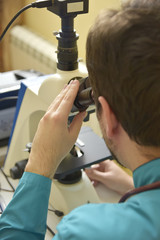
[0,147,122,240]
[0,145,7,167]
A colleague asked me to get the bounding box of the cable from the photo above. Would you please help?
[0,168,15,192]
[47,225,55,237]
[32,0,52,8]
[0,188,14,193]
[0,193,6,214]
[0,0,52,42]
[0,4,32,42]
[0,167,57,236]
[0,96,18,102]
[48,208,64,217]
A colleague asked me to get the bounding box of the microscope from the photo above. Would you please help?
[3,0,111,216]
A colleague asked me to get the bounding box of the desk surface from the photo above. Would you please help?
[0,145,7,167]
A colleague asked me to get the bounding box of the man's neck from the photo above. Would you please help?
[123,141,160,171]
[116,127,160,171]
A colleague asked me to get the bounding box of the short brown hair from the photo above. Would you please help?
[122,0,160,9]
[86,8,160,147]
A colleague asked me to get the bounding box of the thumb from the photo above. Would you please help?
[86,168,106,183]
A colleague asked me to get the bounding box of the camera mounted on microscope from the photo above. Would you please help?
[48,1,93,114]
[47,0,89,71]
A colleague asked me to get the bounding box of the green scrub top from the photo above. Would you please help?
[1,158,160,240]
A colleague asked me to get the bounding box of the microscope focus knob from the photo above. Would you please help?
[10,159,28,179]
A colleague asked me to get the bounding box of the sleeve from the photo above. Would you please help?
[0,171,52,240]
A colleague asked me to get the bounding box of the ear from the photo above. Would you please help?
[98,96,119,139]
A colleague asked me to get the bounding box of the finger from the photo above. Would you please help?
[57,80,80,117]
[93,180,99,186]
[98,159,112,171]
[86,168,105,182]
[85,171,99,185]
[69,111,87,140]
[91,164,100,170]
[47,83,69,112]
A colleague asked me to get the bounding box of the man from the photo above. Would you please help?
[1,3,160,240]
[85,0,160,193]
[122,0,160,8]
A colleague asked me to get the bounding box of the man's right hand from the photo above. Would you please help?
[25,80,86,179]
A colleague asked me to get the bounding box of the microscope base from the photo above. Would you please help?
[50,171,100,215]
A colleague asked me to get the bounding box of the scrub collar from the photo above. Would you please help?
[133,158,160,188]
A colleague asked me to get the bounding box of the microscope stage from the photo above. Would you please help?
[54,126,111,179]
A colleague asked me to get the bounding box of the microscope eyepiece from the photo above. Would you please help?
[70,77,94,112]
[74,87,93,111]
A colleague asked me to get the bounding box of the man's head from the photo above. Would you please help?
[122,0,160,9]
[86,7,160,151]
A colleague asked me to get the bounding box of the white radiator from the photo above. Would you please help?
[9,25,57,74]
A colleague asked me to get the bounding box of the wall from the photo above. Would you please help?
[0,0,24,71]
[24,0,121,62]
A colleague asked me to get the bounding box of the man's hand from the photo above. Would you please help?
[25,80,86,179]
[86,160,134,195]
